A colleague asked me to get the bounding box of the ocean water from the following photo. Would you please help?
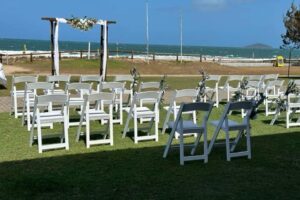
[0,38,299,59]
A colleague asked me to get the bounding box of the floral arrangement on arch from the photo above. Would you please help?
[66,16,98,31]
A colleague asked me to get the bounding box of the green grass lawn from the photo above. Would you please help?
[0,102,299,199]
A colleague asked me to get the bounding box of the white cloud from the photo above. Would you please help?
[192,0,254,10]
[192,0,226,10]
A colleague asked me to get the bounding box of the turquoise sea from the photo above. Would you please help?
[0,38,299,59]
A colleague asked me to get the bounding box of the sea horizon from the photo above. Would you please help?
[0,37,299,59]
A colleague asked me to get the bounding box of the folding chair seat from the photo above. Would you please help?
[122,91,161,143]
[219,75,244,102]
[10,75,38,118]
[138,81,161,123]
[29,94,69,153]
[65,83,92,127]
[162,89,198,139]
[76,92,115,148]
[114,75,134,106]
[46,75,71,94]
[208,101,253,161]
[22,82,54,131]
[100,82,126,124]
[264,80,284,116]
[163,102,214,165]
[204,75,221,107]
[286,93,300,128]
[80,75,102,94]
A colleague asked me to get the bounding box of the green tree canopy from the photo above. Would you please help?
[282,3,300,48]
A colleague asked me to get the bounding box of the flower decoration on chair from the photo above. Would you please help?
[66,16,98,31]
[159,74,168,106]
[232,79,249,102]
[196,69,209,102]
[130,67,140,95]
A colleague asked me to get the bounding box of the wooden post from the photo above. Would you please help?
[100,25,104,77]
[176,53,179,62]
[0,54,2,63]
[30,53,33,62]
[80,50,83,59]
[153,52,155,61]
[131,51,134,59]
[50,21,55,75]
[200,54,202,62]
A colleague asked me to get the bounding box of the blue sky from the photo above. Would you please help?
[0,0,297,47]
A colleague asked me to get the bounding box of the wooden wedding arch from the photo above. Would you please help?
[42,17,116,80]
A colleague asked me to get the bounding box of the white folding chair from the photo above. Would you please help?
[100,82,126,124]
[80,75,102,94]
[114,75,134,106]
[286,93,300,128]
[65,83,92,127]
[10,75,38,118]
[208,101,253,161]
[162,89,198,139]
[46,75,71,94]
[123,91,161,143]
[163,102,214,165]
[22,82,54,131]
[76,92,115,148]
[219,75,244,102]
[205,75,221,107]
[29,94,69,153]
[264,80,284,116]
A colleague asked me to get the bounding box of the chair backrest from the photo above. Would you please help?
[293,79,300,86]
[224,75,243,88]
[174,102,214,129]
[169,89,198,105]
[114,75,134,82]
[35,94,68,106]
[80,75,102,82]
[217,101,253,129]
[46,75,71,83]
[100,82,126,92]
[84,92,115,104]
[65,83,92,96]
[264,80,284,94]
[206,75,220,84]
[138,82,160,92]
[264,74,279,82]
[12,75,38,91]
[246,75,263,81]
[133,91,161,103]
[26,82,54,91]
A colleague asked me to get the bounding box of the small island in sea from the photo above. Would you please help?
[244,43,273,49]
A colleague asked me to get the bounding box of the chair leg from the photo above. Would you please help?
[76,112,85,142]
[109,118,114,146]
[225,130,231,161]
[163,126,176,158]
[64,119,69,150]
[190,132,202,156]
[122,113,131,138]
[208,125,220,154]
[246,127,251,159]
[86,120,90,148]
[14,95,18,118]
[134,113,138,144]
[203,130,208,163]
[29,124,34,147]
[37,124,43,154]
[179,131,185,166]
[230,130,243,152]
[155,115,158,142]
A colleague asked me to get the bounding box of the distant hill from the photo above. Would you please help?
[245,43,273,49]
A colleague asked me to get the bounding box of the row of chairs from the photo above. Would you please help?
[163,101,253,165]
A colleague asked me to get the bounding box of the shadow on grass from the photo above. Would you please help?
[0,132,300,199]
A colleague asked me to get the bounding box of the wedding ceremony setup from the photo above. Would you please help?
[0,0,300,199]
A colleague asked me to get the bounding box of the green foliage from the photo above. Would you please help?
[66,16,98,31]
[282,3,300,48]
